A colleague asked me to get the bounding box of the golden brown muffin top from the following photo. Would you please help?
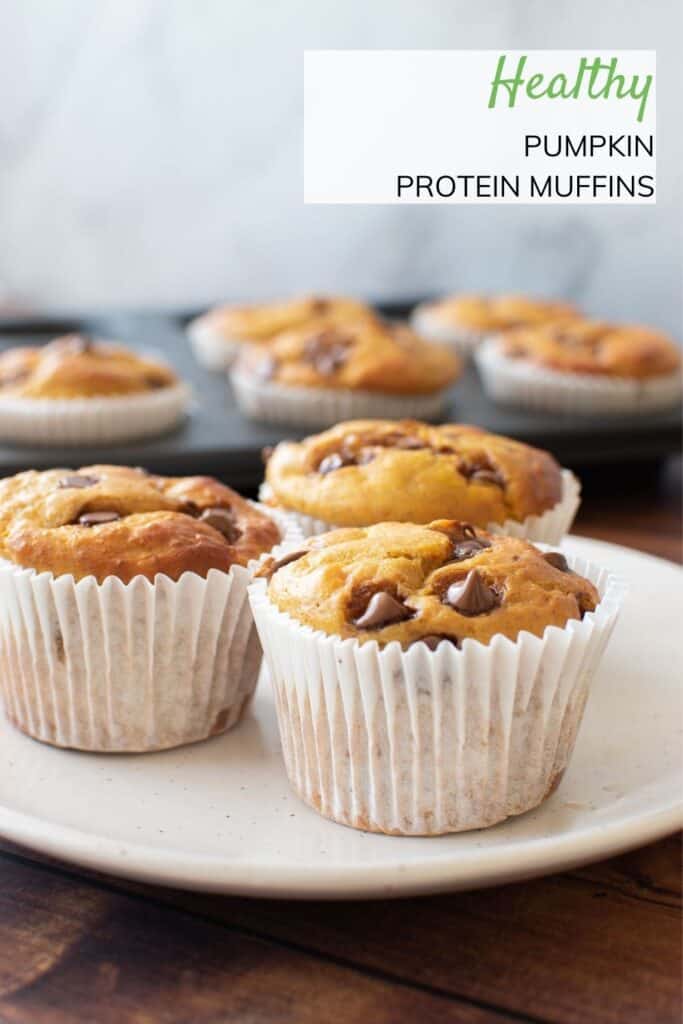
[0,465,281,583]
[236,321,461,395]
[258,520,598,649]
[420,293,578,332]
[264,419,563,528]
[193,294,374,344]
[0,335,179,399]
[498,319,682,379]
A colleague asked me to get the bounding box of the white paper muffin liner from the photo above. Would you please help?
[229,368,451,427]
[259,467,580,545]
[0,384,191,446]
[475,338,683,416]
[0,505,300,753]
[410,305,490,358]
[187,318,241,371]
[249,554,625,835]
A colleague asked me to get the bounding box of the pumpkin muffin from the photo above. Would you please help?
[249,520,623,834]
[0,334,189,444]
[476,319,682,415]
[411,293,579,356]
[0,465,292,752]
[230,320,461,427]
[187,294,374,370]
[262,419,579,542]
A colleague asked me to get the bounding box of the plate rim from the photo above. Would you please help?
[1,535,681,898]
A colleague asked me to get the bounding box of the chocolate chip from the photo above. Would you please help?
[451,537,491,562]
[310,298,331,315]
[144,374,168,389]
[318,451,354,475]
[59,474,99,489]
[262,446,274,464]
[445,570,499,616]
[459,458,505,488]
[544,551,570,572]
[303,329,351,376]
[77,511,121,527]
[180,500,201,517]
[353,591,412,629]
[260,549,307,579]
[411,634,460,651]
[199,506,242,544]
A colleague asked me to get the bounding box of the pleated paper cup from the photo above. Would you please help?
[475,338,683,416]
[0,506,300,753]
[410,305,489,358]
[187,318,241,371]
[229,368,450,428]
[249,554,624,835]
[259,468,581,545]
[0,384,190,446]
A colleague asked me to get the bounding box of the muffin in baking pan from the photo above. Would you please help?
[0,333,189,444]
[0,464,294,752]
[187,293,375,370]
[476,319,682,415]
[411,293,579,357]
[230,320,461,427]
[261,419,580,543]
[250,520,624,835]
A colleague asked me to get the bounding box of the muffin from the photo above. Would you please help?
[476,319,683,415]
[230,320,461,427]
[250,521,624,835]
[261,419,580,543]
[411,293,579,357]
[0,464,294,751]
[187,294,374,370]
[0,334,189,444]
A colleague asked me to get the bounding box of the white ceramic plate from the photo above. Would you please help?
[0,537,680,899]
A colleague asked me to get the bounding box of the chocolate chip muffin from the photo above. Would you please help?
[0,464,281,583]
[187,294,374,370]
[411,293,578,356]
[476,319,682,415]
[249,520,622,834]
[0,334,189,444]
[259,521,598,648]
[0,466,289,752]
[230,321,461,427]
[262,419,579,543]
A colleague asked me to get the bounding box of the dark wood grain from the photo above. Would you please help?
[0,462,680,1024]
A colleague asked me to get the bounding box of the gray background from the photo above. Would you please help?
[0,1,680,334]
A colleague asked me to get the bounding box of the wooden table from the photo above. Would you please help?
[1,460,681,1024]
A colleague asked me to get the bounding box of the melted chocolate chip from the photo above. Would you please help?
[199,506,242,544]
[445,570,499,616]
[303,329,351,376]
[77,511,121,527]
[412,634,460,651]
[260,549,307,579]
[543,551,570,572]
[180,500,201,517]
[144,374,168,390]
[353,591,412,630]
[459,458,505,488]
[59,474,99,489]
[451,537,491,562]
[318,451,355,475]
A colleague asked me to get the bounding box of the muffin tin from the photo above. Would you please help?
[0,305,680,488]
